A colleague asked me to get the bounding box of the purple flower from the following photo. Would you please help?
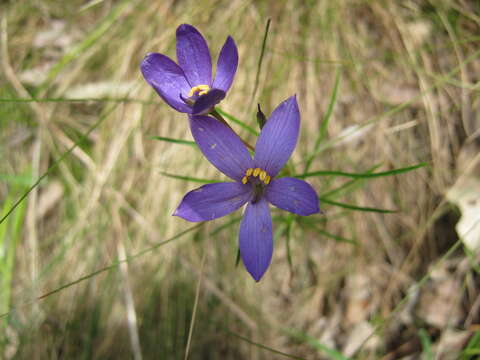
[140,24,238,115]
[173,96,320,281]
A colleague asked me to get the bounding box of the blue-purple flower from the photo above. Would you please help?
[141,24,238,115]
[173,96,320,281]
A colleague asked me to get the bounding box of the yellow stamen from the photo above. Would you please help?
[242,176,248,184]
[253,168,261,177]
[259,170,266,181]
[264,175,271,185]
[246,168,253,176]
[188,84,210,97]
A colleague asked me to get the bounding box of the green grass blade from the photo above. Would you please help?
[304,69,341,173]
[320,164,383,199]
[0,223,204,320]
[38,0,132,92]
[159,172,219,184]
[150,136,196,147]
[215,107,259,136]
[0,103,118,226]
[211,216,242,235]
[296,162,428,179]
[249,18,272,106]
[228,330,306,360]
[320,198,397,213]
[284,328,352,360]
[418,329,433,360]
[460,331,480,359]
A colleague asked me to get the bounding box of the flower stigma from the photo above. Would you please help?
[188,84,210,97]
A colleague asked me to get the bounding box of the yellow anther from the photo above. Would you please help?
[188,84,210,97]
[259,170,266,181]
[253,168,261,177]
[242,176,248,184]
[264,175,271,185]
[246,168,253,176]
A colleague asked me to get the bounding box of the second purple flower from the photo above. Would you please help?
[141,24,238,116]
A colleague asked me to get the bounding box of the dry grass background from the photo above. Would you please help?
[1,0,480,359]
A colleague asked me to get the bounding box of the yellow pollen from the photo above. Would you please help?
[242,167,271,185]
[188,84,210,97]
[259,170,266,181]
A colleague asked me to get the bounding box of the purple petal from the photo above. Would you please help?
[176,24,212,86]
[189,116,254,181]
[254,96,300,177]
[265,177,320,216]
[173,182,251,222]
[140,53,192,113]
[239,198,273,282]
[212,36,238,93]
[192,88,226,115]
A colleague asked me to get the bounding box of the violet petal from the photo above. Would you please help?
[239,198,273,282]
[212,36,238,93]
[176,24,212,87]
[140,53,191,113]
[265,177,320,216]
[173,182,251,222]
[189,115,254,181]
[192,88,226,115]
[254,96,300,177]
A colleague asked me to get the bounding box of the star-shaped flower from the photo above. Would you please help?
[173,96,320,281]
[141,24,238,115]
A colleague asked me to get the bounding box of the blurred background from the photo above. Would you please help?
[1,0,479,359]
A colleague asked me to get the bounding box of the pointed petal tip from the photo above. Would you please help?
[176,23,197,34]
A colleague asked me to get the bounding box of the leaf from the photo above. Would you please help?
[296,163,428,179]
[150,136,196,147]
[159,172,219,184]
[38,0,133,92]
[418,329,433,360]
[284,328,352,360]
[320,198,397,213]
[304,69,341,172]
[215,107,259,136]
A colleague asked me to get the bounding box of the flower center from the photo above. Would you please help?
[241,167,271,186]
[188,84,210,97]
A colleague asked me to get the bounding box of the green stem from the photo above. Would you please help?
[210,109,255,151]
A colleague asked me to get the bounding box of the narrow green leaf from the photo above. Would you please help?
[318,230,356,244]
[249,18,272,106]
[211,216,242,235]
[229,330,306,360]
[0,104,119,226]
[461,331,480,359]
[297,162,427,179]
[38,0,132,91]
[320,164,383,198]
[150,136,196,147]
[304,69,341,172]
[215,107,259,136]
[0,223,204,320]
[320,198,397,213]
[159,172,219,184]
[284,328,351,360]
[418,329,433,360]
